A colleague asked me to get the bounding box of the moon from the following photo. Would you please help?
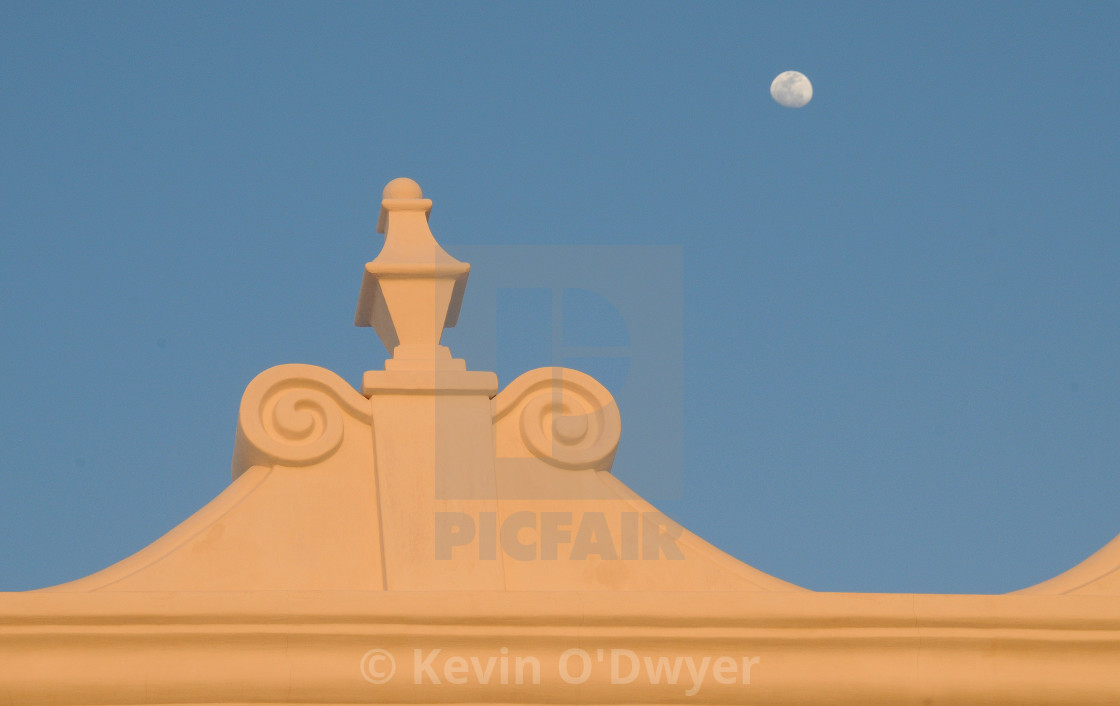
[770,71,813,108]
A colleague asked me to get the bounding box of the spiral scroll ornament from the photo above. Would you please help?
[234,364,371,471]
[494,368,621,471]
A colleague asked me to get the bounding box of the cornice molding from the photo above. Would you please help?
[1,591,1118,705]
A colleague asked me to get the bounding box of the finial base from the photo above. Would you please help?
[360,369,499,396]
[383,345,467,372]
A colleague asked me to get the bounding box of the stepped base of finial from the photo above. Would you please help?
[362,345,496,396]
[362,368,498,396]
[383,345,466,372]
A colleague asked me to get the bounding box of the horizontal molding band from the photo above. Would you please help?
[1,591,1119,704]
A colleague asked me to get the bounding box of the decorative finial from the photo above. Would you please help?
[355,178,470,371]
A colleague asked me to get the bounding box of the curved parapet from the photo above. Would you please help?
[43,364,384,592]
[487,367,801,592]
[1014,531,1120,595]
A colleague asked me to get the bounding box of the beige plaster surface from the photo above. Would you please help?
[1,179,1118,703]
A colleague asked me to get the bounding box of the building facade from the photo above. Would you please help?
[2,179,1118,704]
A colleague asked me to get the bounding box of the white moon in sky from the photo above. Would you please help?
[770,71,813,108]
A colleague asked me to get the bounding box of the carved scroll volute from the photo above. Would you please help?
[232,364,372,478]
[493,367,621,472]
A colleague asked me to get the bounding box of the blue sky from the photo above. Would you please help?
[2,2,1118,594]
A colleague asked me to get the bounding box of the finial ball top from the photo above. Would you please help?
[383,177,423,200]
